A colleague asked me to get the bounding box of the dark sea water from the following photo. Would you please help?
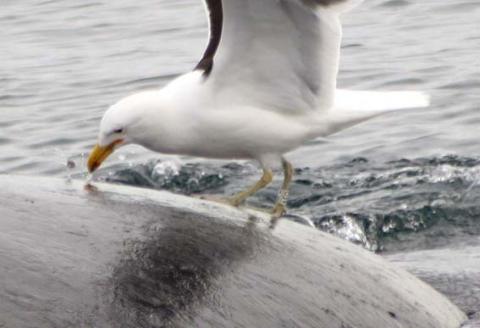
[1,0,480,322]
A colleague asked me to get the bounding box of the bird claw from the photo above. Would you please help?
[226,196,246,207]
[199,194,246,207]
[271,203,287,219]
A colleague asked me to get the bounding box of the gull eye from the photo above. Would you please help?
[113,128,124,134]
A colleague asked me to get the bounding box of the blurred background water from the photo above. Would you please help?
[0,0,479,253]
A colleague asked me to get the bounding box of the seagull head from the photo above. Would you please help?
[87,73,202,173]
[87,92,156,173]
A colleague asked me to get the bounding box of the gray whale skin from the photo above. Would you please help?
[0,175,466,328]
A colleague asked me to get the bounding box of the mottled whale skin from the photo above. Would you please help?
[0,175,466,328]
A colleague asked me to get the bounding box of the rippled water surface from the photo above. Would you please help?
[1,0,480,252]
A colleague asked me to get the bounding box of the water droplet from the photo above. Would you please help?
[153,161,180,178]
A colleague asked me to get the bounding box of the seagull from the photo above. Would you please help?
[88,0,429,219]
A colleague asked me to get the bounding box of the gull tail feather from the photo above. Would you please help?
[335,89,430,112]
[320,89,430,136]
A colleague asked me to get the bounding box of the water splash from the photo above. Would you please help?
[65,152,88,181]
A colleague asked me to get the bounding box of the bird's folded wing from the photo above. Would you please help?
[199,0,362,113]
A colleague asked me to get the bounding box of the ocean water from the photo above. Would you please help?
[1,0,480,322]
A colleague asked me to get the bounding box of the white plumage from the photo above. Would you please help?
[88,0,429,219]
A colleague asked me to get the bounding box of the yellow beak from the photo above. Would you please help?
[87,141,121,173]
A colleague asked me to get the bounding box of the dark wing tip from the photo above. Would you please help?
[194,0,223,78]
[195,58,214,76]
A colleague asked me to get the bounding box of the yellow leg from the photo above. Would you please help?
[228,168,273,207]
[271,158,293,219]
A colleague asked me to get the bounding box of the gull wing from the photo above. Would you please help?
[196,0,363,113]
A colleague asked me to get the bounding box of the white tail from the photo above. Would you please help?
[335,89,430,112]
[319,89,430,136]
